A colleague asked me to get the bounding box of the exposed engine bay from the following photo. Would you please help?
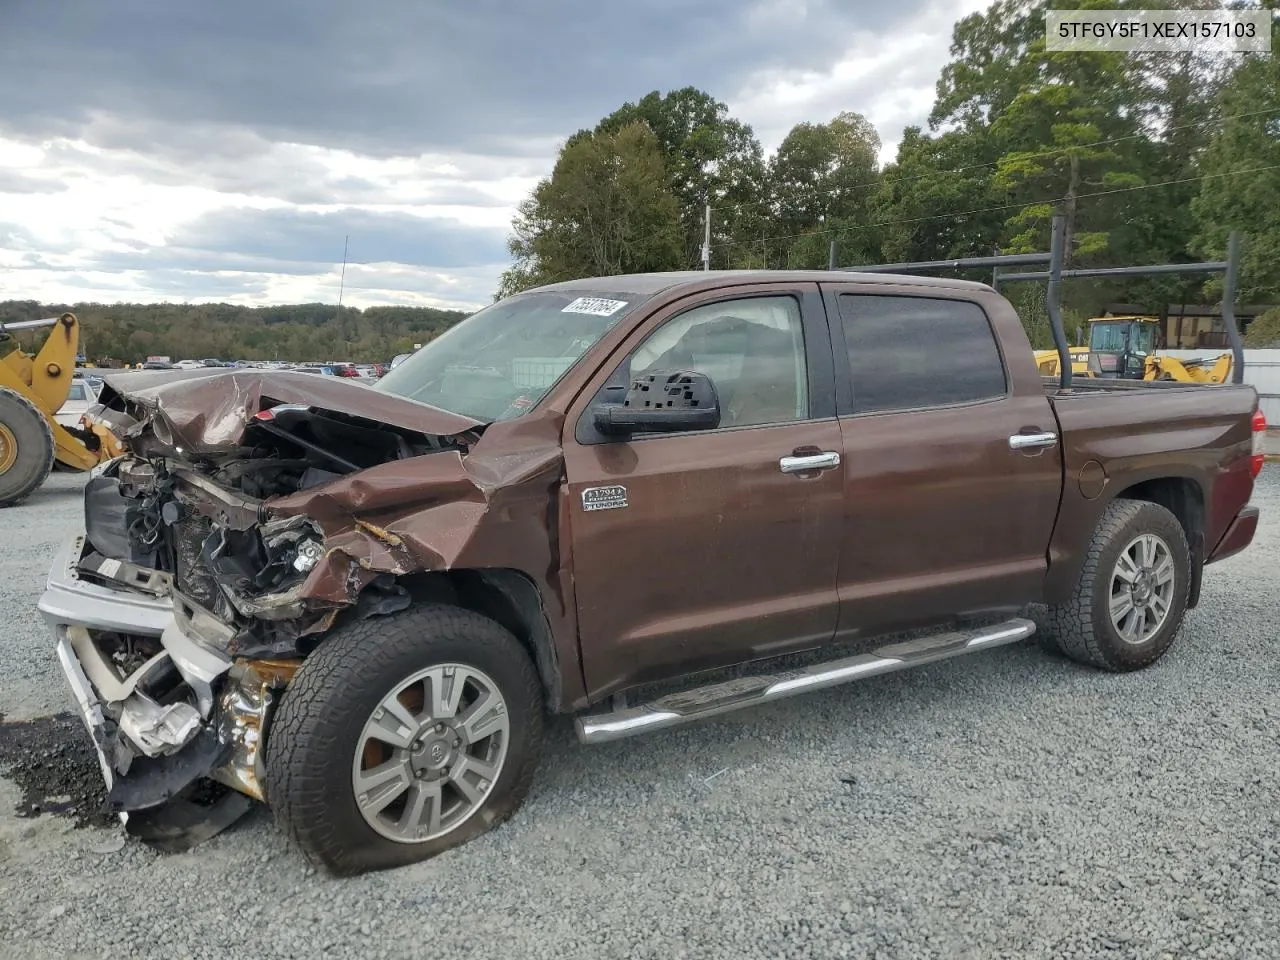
[57,380,487,847]
[41,367,567,854]
[85,399,469,658]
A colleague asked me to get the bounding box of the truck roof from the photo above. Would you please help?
[532,269,994,297]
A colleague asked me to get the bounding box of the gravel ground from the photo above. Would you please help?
[1,468,1279,960]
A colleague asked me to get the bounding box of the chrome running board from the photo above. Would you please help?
[574,618,1035,744]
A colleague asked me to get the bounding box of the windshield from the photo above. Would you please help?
[1089,322,1129,353]
[1090,320,1157,356]
[1128,321,1157,356]
[375,290,646,422]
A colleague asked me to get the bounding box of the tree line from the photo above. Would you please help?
[0,301,468,365]
[498,0,1280,346]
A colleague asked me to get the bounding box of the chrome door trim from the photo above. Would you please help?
[779,452,841,473]
[1008,432,1058,450]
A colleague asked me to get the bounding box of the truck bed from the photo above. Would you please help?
[1040,377,1259,602]
[1042,376,1253,398]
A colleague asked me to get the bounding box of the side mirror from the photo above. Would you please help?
[592,370,720,436]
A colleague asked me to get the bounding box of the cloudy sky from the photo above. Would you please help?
[0,0,990,312]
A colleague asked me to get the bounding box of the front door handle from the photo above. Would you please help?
[779,451,841,474]
[1008,431,1058,450]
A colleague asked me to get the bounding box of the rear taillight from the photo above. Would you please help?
[1251,407,1266,478]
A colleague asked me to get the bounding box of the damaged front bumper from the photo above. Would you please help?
[38,535,290,846]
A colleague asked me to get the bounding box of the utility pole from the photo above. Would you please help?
[336,234,349,325]
[701,201,711,271]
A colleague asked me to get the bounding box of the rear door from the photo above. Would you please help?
[821,285,1063,640]
[562,283,845,699]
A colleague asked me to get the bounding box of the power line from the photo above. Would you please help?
[712,161,1280,251]
[711,106,1280,220]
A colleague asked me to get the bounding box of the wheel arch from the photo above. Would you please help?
[1108,476,1205,608]
[396,568,567,712]
[1046,471,1206,608]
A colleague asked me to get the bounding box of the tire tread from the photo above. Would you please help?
[1043,497,1190,671]
[264,603,544,875]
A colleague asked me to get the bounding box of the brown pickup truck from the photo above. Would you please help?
[40,270,1265,874]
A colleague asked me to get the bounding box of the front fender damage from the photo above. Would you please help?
[61,372,573,852]
[266,436,565,613]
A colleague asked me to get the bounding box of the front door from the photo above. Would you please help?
[562,283,845,700]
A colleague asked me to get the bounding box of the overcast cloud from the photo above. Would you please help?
[0,0,990,311]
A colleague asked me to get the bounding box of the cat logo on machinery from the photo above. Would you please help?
[581,485,628,512]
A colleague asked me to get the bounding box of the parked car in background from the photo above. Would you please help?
[291,365,353,377]
[53,377,99,428]
[74,370,105,392]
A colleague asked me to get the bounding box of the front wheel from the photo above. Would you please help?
[1042,498,1191,671]
[264,603,544,875]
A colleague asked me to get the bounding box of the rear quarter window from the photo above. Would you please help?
[837,294,1007,414]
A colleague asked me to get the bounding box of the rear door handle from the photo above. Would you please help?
[779,451,841,474]
[1008,432,1058,450]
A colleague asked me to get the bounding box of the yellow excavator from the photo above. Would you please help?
[0,313,122,507]
[1034,315,1233,384]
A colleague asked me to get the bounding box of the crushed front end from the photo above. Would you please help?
[39,371,482,848]
[40,458,340,847]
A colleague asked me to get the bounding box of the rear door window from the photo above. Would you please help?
[837,295,1007,414]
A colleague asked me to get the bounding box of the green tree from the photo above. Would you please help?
[2,300,468,365]
[930,0,1046,131]
[594,87,768,268]
[769,111,882,268]
[874,127,1006,264]
[874,0,1046,270]
[497,122,684,297]
[878,0,1235,322]
[1191,24,1280,304]
[979,1,1144,262]
[1245,307,1280,348]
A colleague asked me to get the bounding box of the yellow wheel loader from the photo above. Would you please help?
[0,313,122,507]
[1034,315,1233,384]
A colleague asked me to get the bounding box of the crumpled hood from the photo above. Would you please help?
[92,369,579,704]
[97,368,481,452]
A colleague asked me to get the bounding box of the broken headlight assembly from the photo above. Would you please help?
[292,537,324,572]
[198,515,326,597]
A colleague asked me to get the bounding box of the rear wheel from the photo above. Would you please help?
[1042,498,1191,671]
[0,387,55,507]
[264,603,544,875]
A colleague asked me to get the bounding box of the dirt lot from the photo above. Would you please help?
[2,470,1279,960]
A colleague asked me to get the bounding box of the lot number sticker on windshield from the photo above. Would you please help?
[562,297,628,317]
